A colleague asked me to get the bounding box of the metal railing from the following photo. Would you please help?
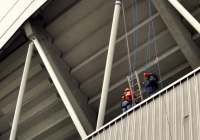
[84,67,200,140]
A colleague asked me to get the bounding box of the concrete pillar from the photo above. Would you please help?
[152,0,200,69]
[23,18,97,134]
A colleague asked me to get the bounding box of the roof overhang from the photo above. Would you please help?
[0,0,47,49]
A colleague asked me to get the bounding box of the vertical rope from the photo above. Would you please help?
[122,0,133,78]
[131,0,138,93]
[147,0,152,73]
[148,0,173,139]
[121,0,173,139]
[122,1,134,139]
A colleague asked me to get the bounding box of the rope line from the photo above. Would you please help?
[122,0,133,79]
[147,0,173,139]
[131,0,138,94]
[121,1,133,139]
[146,0,152,73]
[121,0,173,139]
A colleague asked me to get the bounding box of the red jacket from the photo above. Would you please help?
[122,91,137,102]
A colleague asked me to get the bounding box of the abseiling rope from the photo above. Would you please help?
[122,0,133,79]
[122,0,139,104]
[121,0,138,139]
[147,0,173,139]
[131,0,139,94]
[121,0,173,139]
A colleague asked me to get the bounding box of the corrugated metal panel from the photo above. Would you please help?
[84,67,200,140]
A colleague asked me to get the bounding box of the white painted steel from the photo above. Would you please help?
[168,0,200,33]
[152,98,155,140]
[9,43,34,140]
[180,82,185,140]
[173,86,177,140]
[194,73,200,140]
[84,67,200,140]
[188,77,193,140]
[138,106,142,140]
[32,38,87,138]
[159,94,162,140]
[0,0,47,49]
[96,0,122,129]
[145,102,149,140]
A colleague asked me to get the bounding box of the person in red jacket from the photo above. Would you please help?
[121,88,137,113]
[144,72,159,95]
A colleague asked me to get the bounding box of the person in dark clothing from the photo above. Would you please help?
[143,72,159,95]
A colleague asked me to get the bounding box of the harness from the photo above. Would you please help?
[147,74,159,90]
[121,92,132,108]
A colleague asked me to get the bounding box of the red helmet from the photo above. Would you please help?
[125,88,130,92]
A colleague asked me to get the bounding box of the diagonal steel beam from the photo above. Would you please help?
[152,0,200,69]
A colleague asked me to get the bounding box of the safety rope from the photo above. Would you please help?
[121,0,173,139]
[146,0,152,73]
[122,0,133,79]
[131,0,138,94]
[122,0,132,138]
[122,0,139,106]
[147,0,173,139]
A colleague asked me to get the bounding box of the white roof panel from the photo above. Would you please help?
[0,0,47,49]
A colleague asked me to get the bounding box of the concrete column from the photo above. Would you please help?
[152,0,200,69]
[23,18,97,134]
